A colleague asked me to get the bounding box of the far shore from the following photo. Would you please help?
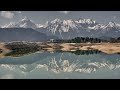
[0,42,120,58]
[39,43,120,54]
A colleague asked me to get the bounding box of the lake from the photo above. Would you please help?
[0,50,120,79]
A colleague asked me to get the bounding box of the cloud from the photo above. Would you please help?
[59,11,70,14]
[1,11,14,19]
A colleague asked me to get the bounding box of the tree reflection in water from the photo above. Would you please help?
[4,49,103,57]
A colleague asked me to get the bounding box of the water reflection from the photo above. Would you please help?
[0,49,120,79]
[4,49,103,58]
[57,50,102,55]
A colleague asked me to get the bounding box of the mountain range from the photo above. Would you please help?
[1,17,120,40]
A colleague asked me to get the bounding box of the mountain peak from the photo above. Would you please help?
[1,17,37,29]
[108,21,116,25]
[21,16,30,21]
[20,16,34,24]
[51,18,62,23]
[76,18,96,25]
[1,22,16,28]
[20,16,36,24]
[106,21,116,28]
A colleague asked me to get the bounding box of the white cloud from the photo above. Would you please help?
[59,11,70,14]
[1,11,14,19]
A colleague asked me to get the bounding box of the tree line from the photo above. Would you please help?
[53,37,120,43]
[53,37,105,43]
[109,37,120,43]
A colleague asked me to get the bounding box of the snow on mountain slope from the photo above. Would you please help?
[2,17,37,29]
[76,18,97,27]
[1,17,120,39]
[44,19,80,34]
[43,18,120,34]
[2,17,120,31]
[17,17,37,29]
[2,22,17,28]
[36,24,44,28]
[88,24,106,30]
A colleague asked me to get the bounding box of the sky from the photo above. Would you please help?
[0,11,120,25]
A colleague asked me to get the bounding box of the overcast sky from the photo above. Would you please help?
[0,11,120,25]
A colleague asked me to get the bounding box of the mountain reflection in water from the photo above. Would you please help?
[0,49,120,79]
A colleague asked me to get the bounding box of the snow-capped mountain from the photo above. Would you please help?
[40,18,120,39]
[1,17,120,39]
[2,22,17,28]
[44,18,80,33]
[2,17,120,31]
[36,24,44,28]
[105,22,120,30]
[76,18,97,28]
[44,18,97,33]
[88,24,105,30]
[2,17,38,29]
[43,18,98,33]
[43,18,120,32]
[36,18,99,39]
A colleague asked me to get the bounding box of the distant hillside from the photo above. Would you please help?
[0,28,58,42]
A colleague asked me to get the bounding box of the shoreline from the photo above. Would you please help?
[39,43,120,54]
[38,43,120,54]
[0,43,11,58]
[0,42,120,58]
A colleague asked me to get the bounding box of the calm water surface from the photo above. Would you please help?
[0,50,120,79]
